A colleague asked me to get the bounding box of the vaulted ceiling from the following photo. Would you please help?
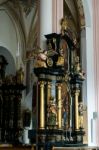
[64,0,85,33]
[0,0,85,50]
[75,0,85,27]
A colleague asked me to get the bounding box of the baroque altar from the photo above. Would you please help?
[29,18,86,150]
[0,55,25,145]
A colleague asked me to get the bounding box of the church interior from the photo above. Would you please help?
[0,0,99,150]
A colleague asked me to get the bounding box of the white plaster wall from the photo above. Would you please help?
[0,9,17,65]
[82,0,97,146]
[81,28,87,105]
[0,8,24,70]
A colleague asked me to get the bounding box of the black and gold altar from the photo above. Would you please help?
[29,18,86,150]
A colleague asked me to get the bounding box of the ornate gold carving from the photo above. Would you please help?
[74,56,85,79]
[47,57,53,67]
[60,18,68,34]
[16,67,24,84]
[56,54,64,66]
[34,50,48,68]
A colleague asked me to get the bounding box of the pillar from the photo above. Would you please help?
[80,28,87,105]
[52,0,63,33]
[74,90,80,130]
[93,0,99,146]
[86,0,98,146]
[39,0,63,49]
[39,81,45,129]
[39,0,52,49]
[57,84,62,129]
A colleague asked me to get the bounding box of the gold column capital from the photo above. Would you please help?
[47,82,52,87]
[72,89,80,96]
[39,81,46,86]
[56,83,62,88]
[75,89,80,95]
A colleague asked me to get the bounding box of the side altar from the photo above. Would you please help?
[29,18,87,150]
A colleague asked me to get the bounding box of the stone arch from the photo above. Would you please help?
[0,2,26,62]
[5,3,26,60]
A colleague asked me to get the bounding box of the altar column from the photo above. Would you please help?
[39,81,45,129]
[74,89,80,130]
[57,84,62,129]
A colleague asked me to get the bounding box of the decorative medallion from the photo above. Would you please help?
[47,57,53,67]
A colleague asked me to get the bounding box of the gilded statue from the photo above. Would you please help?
[78,102,84,128]
[34,49,48,68]
[56,48,65,66]
[74,56,85,79]
[16,67,24,84]
[47,104,57,126]
[34,47,58,68]
[60,18,68,35]
[47,96,57,127]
